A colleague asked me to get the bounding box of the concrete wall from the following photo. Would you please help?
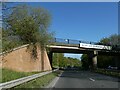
[0,45,52,72]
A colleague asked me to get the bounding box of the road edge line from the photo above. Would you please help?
[45,71,63,88]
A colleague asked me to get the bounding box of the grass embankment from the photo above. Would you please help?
[12,70,61,89]
[1,68,39,83]
[95,68,120,78]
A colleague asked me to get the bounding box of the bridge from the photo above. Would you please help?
[47,38,120,69]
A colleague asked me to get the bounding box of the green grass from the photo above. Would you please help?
[95,68,120,78]
[1,68,40,83]
[12,70,61,89]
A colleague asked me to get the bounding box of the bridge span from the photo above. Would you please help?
[47,45,120,56]
[47,38,120,69]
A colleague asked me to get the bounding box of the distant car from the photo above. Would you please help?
[108,66,118,70]
[108,66,111,69]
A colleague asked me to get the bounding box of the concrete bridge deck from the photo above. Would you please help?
[47,45,120,56]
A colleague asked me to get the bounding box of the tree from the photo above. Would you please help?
[0,28,2,53]
[2,4,54,71]
[58,53,64,67]
[3,4,53,50]
[52,53,59,67]
[3,4,52,45]
[52,53,81,68]
[81,34,120,69]
[100,34,120,46]
[98,34,120,68]
[81,54,90,70]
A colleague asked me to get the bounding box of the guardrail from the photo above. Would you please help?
[0,69,58,89]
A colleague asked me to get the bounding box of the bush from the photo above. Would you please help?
[95,68,120,78]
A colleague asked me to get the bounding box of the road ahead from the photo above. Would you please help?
[53,70,120,88]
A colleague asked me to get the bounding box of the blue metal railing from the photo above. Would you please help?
[50,38,97,45]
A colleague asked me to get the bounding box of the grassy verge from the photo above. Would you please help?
[1,68,40,83]
[94,68,120,78]
[11,70,61,89]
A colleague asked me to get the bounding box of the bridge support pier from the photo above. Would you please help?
[92,50,98,70]
[48,51,53,70]
[115,56,120,69]
[88,51,98,70]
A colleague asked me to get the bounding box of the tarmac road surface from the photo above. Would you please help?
[53,70,120,88]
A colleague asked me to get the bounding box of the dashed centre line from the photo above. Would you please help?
[89,78,95,81]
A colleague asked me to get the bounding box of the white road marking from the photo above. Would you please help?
[89,78,95,81]
[45,72,63,88]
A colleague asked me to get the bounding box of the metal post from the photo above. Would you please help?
[68,39,69,44]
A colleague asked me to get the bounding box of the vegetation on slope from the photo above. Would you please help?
[1,68,39,83]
